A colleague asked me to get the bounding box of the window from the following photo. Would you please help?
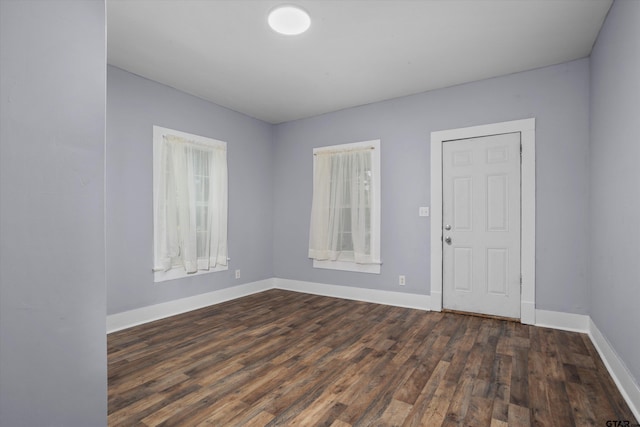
[153,126,228,282]
[308,139,381,274]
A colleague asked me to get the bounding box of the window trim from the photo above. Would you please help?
[152,125,228,283]
[311,139,381,274]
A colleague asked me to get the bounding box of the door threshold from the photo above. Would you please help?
[442,309,520,323]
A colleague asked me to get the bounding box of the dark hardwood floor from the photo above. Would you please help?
[108,289,637,426]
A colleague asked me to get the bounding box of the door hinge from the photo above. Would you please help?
[520,145,523,157]
[520,274,523,287]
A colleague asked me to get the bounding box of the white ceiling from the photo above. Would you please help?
[107,0,612,124]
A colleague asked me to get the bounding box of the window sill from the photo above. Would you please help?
[313,260,380,274]
[154,264,228,283]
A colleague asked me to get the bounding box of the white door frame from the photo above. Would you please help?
[430,118,536,324]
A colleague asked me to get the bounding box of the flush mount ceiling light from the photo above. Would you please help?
[268,5,311,35]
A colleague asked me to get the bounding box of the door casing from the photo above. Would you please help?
[430,118,536,324]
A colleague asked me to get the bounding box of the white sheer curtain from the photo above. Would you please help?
[309,148,380,264]
[154,134,227,273]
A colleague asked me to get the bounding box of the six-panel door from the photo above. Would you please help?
[442,132,521,318]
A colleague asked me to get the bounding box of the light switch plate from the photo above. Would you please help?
[419,207,430,217]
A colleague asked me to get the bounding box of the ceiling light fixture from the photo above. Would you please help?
[268,5,311,35]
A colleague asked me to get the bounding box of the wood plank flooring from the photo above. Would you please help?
[108,290,637,426]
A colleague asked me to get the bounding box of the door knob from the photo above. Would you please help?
[444,224,451,230]
[444,236,452,244]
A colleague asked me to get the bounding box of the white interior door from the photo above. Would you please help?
[442,132,521,318]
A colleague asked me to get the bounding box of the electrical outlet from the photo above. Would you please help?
[419,206,430,217]
[235,269,241,279]
[399,275,406,286]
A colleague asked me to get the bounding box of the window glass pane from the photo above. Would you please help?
[154,127,228,279]
[309,139,379,273]
[196,230,208,255]
[339,208,353,251]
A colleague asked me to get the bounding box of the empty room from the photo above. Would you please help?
[1,0,639,426]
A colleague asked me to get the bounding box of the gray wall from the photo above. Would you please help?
[0,1,107,426]
[273,58,591,315]
[107,66,274,315]
[589,0,640,384]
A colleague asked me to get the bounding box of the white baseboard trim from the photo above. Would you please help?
[534,309,590,333]
[273,278,431,311]
[106,279,274,333]
[588,318,640,422]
